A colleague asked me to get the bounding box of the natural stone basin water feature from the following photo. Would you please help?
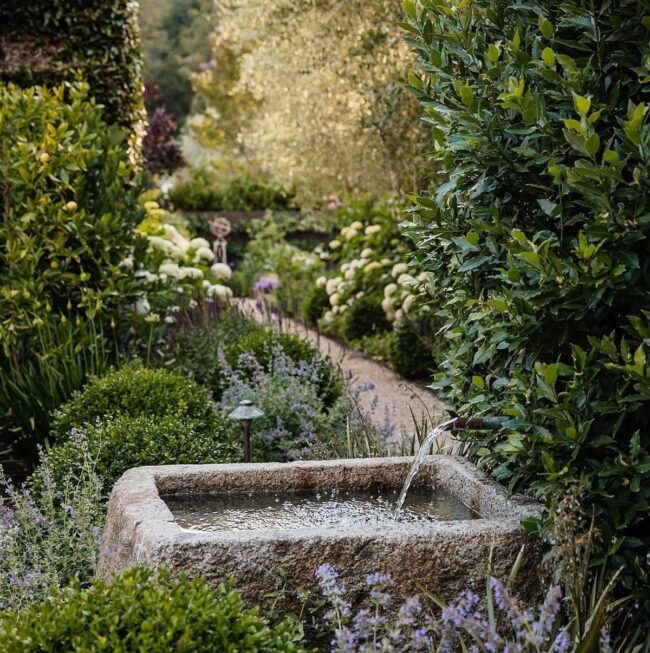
[98,456,542,608]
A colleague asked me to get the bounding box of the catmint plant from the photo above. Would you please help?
[315,565,618,653]
[0,430,104,610]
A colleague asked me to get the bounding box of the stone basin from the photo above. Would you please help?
[98,456,542,607]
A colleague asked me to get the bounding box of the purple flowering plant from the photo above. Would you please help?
[0,430,104,610]
[315,565,618,653]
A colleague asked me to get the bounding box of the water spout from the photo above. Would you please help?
[394,415,505,516]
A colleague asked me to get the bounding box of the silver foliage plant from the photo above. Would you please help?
[0,430,104,610]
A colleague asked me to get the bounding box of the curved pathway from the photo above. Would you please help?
[236,298,454,451]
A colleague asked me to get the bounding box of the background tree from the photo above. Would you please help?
[190,0,428,204]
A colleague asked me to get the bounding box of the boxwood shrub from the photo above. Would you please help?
[404,0,649,596]
[51,365,223,443]
[0,568,305,652]
[48,414,236,493]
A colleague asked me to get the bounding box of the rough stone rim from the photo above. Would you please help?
[106,456,541,547]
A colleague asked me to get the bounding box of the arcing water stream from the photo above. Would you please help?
[393,417,459,517]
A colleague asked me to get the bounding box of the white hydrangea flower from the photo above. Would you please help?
[380,258,392,266]
[402,294,416,314]
[381,297,395,313]
[330,292,341,307]
[119,256,134,270]
[344,268,355,280]
[133,297,150,316]
[159,262,182,278]
[361,248,373,258]
[363,261,381,274]
[211,262,233,280]
[324,310,334,322]
[418,271,430,282]
[149,236,177,255]
[206,284,233,301]
[398,273,417,288]
[339,304,348,314]
[340,262,350,273]
[179,266,204,280]
[190,237,211,250]
[202,279,211,289]
[355,291,365,299]
[135,269,158,283]
[350,221,363,230]
[391,262,409,277]
[304,257,317,267]
[341,227,359,240]
[395,308,404,322]
[365,224,381,235]
[316,275,327,288]
[325,277,341,295]
[196,247,215,262]
[384,283,398,297]
[329,240,341,249]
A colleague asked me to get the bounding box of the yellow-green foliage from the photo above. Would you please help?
[0,83,146,355]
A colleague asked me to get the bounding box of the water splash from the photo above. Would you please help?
[394,417,458,517]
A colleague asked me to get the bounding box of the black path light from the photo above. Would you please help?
[228,399,265,463]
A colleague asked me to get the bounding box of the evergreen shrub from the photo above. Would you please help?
[0,0,144,134]
[0,568,305,652]
[52,365,222,442]
[404,0,650,594]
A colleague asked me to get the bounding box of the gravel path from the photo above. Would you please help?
[236,298,452,450]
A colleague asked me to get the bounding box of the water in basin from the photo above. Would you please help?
[165,487,476,533]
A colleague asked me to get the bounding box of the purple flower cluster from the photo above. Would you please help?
[315,566,585,653]
[253,276,279,294]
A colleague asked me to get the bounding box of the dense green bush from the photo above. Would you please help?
[0,82,147,452]
[301,286,331,326]
[0,0,144,135]
[169,169,297,212]
[0,568,305,652]
[388,318,434,380]
[52,366,222,442]
[226,330,341,407]
[342,296,391,341]
[405,0,649,594]
[49,413,235,492]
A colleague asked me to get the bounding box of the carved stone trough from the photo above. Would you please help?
[98,456,542,608]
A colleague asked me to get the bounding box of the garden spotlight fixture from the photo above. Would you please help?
[228,399,265,463]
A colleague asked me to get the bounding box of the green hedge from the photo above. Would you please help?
[0,568,305,652]
[0,0,144,136]
[405,0,649,596]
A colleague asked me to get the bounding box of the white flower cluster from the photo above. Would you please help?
[129,202,236,316]
[318,220,431,325]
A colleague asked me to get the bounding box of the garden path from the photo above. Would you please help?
[236,298,454,450]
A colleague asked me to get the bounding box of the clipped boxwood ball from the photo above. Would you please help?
[388,318,434,379]
[301,285,330,325]
[226,329,342,407]
[48,413,237,493]
[51,365,221,442]
[342,295,391,342]
[0,568,306,652]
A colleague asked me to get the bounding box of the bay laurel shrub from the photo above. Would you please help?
[404,0,650,594]
[0,82,148,451]
[0,568,305,652]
